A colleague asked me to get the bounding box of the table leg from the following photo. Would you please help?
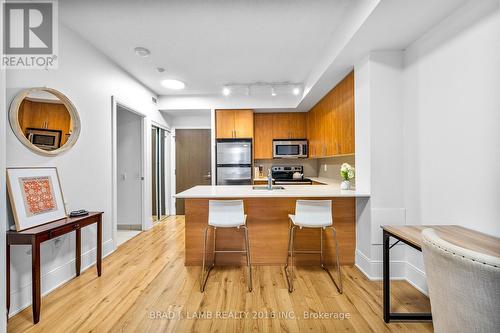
[31,238,41,324]
[6,240,10,321]
[76,228,81,276]
[97,216,102,276]
[383,230,390,323]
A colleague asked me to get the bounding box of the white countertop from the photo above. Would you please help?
[175,185,370,198]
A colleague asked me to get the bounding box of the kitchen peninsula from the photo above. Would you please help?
[175,185,369,266]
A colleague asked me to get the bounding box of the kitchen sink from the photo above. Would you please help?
[252,185,285,190]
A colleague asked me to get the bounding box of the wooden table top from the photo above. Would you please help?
[381,225,500,257]
[7,212,103,235]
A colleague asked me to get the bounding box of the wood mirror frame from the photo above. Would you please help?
[9,87,81,156]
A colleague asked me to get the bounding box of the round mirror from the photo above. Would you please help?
[9,88,81,156]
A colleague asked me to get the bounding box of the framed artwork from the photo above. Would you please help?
[6,167,67,231]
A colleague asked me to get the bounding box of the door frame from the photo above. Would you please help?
[151,121,172,219]
[170,126,212,215]
[111,97,147,250]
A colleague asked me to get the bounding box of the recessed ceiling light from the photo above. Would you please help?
[134,47,151,57]
[293,87,300,95]
[271,87,277,97]
[222,87,231,96]
[161,79,185,90]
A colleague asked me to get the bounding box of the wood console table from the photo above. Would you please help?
[381,224,500,323]
[6,212,103,324]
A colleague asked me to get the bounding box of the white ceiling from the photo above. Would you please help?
[60,0,352,96]
[60,0,471,112]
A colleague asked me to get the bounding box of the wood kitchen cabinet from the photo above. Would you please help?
[252,72,354,159]
[307,71,354,157]
[216,109,254,139]
[254,112,307,159]
[18,99,72,145]
[254,113,274,159]
[307,108,319,158]
[271,113,307,139]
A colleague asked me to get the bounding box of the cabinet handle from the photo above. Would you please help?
[336,142,340,154]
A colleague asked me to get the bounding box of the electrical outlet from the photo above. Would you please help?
[324,164,327,172]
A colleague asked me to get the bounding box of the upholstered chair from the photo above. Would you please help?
[422,228,500,333]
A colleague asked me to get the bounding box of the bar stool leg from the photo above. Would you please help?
[320,227,324,266]
[332,227,343,293]
[242,225,252,292]
[284,222,292,292]
[200,226,215,292]
[285,224,297,293]
[321,226,343,294]
[213,227,217,267]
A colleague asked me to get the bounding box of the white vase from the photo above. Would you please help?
[340,180,350,190]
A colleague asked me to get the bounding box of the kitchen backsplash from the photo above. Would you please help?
[254,155,355,186]
[317,155,355,186]
[254,159,319,177]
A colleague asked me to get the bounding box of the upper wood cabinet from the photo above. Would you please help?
[254,112,307,159]
[254,113,274,159]
[307,71,355,158]
[271,113,307,140]
[215,109,254,139]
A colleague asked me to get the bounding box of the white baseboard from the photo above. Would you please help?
[355,249,428,296]
[355,249,406,280]
[405,260,428,295]
[8,239,114,317]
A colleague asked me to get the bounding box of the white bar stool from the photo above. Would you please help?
[200,200,252,292]
[284,200,343,293]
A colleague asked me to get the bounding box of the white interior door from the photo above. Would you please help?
[117,107,143,228]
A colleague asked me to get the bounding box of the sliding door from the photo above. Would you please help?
[152,126,168,221]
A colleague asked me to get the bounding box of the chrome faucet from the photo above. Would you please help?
[267,169,273,190]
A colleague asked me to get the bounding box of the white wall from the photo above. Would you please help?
[354,51,407,280]
[1,1,7,330]
[165,113,211,128]
[117,107,143,227]
[403,0,500,289]
[5,24,169,316]
[354,0,500,294]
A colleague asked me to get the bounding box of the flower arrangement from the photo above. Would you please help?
[340,163,355,181]
[340,163,355,190]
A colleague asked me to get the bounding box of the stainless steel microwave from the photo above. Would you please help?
[273,140,308,158]
[26,128,62,150]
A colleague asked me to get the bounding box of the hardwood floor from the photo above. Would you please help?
[8,216,433,333]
